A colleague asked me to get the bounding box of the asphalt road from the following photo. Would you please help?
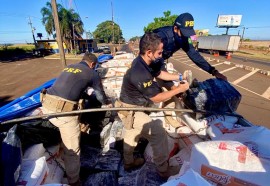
[169,50,270,128]
[0,57,79,107]
[201,52,270,71]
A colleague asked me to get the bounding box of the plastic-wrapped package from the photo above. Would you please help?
[17,156,49,186]
[184,78,241,114]
[1,125,22,186]
[84,171,118,186]
[135,162,166,186]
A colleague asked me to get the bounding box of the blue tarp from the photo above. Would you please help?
[0,78,56,122]
[98,54,113,63]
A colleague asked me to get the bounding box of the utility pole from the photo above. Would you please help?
[111,1,115,54]
[85,17,89,52]
[28,17,37,48]
[225,27,229,35]
[51,0,66,68]
[85,31,89,52]
[240,27,246,46]
[241,27,246,41]
[73,23,77,56]
[118,25,120,47]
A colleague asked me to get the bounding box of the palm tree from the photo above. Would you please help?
[41,2,84,52]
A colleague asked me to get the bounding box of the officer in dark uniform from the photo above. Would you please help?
[41,52,109,186]
[153,12,227,81]
[118,33,189,178]
[46,55,108,105]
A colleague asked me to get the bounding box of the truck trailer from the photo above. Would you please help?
[197,35,241,54]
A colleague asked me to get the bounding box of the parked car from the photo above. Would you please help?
[102,47,111,54]
[99,45,107,50]
[32,49,52,57]
[94,48,103,53]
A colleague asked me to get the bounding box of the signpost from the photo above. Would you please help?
[216,15,242,35]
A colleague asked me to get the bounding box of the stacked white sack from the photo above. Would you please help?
[182,113,238,138]
[190,128,270,186]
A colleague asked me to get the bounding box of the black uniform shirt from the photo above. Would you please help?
[154,26,215,74]
[47,61,108,104]
[120,56,162,106]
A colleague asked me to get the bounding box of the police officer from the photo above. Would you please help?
[41,52,109,186]
[118,33,189,178]
[153,12,227,81]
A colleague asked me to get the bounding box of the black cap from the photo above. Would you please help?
[174,13,196,37]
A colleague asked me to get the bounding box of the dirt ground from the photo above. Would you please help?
[0,57,80,107]
[241,40,270,47]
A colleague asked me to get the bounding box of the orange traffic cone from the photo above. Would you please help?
[226,52,232,59]
[213,51,219,57]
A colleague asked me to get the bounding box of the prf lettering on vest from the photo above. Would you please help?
[63,68,82,74]
[143,80,152,88]
[185,21,194,27]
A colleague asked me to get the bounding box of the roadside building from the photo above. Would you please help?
[76,38,98,52]
[36,39,97,53]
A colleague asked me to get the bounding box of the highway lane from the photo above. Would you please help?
[200,52,270,71]
[169,50,270,128]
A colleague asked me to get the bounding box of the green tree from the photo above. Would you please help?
[93,21,123,43]
[144,11,178,32]
[41,2,84,51]
[129,36,141,42]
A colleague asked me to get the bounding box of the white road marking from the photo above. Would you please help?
[178,59,192,63]
[262,86,270,99]
[175,56,189,60]
[235,84,270,100]
[232,69,260,85]
[171,53,270,100]
[220,66,237,73]
[211,62,224,67]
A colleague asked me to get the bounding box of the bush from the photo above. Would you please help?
[256,46,267,51]
[0,44,35,59]
[0,48,25,58]
[71,49,81,55]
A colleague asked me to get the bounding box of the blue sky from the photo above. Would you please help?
[0,0,270,44]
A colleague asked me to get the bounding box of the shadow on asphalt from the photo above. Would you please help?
[0,53,39,63]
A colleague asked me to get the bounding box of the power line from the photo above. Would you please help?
[247,26,270,29]
[238,25,270,29]
[69,0,73,9]
[0,31,31,34]
[61,0,64,8]
[73,0,80,14]
[0,12,42,20]
[0,39,30,42]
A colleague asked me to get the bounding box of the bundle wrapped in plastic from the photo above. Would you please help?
[183,78,241,114]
